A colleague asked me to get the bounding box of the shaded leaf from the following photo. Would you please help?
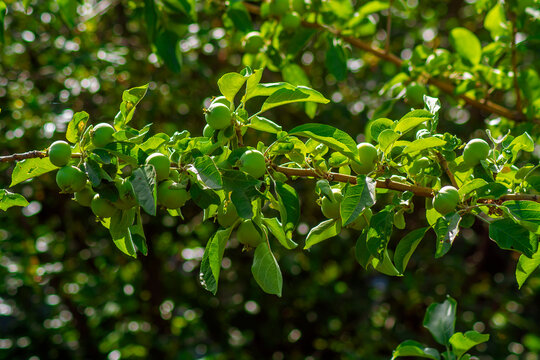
[252,243,283,296]
[304,219,341,249]
[423,296,457,345]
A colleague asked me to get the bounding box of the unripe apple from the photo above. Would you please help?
[49,140,71,167]
[406,83,426,108]
[211,96,231,108]
[321,188,343,219]
[282,12,301,30]
[205,103,232,130]
[56,166,87,193]
[432,186,460,215]
[239,149,266,178]
[237,220,264,247]
[91,123,115,148]
[91,194,117,218]
[243,31,265,54]
[463,139,490,167]
[74,184,94,207]
[157,180,191,209]
[114,178,137,210]
[217,202,239,228]
[145,153,171,181]
[351,143,378,175]
[269,0,290,16]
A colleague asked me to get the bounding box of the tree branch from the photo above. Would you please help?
[436,152,458,188]
[272,164,435,197]
[0,151,81,163]
[242,2,530,123]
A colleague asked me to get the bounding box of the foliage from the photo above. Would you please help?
[0,0,539,359]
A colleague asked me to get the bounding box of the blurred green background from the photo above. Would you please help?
[1,1,539,359]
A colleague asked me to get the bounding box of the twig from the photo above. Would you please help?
[0,150,47,162]
[436,152,458,188]
[385,0,393,54]
[241,2,530,123]
[272,164,435,197]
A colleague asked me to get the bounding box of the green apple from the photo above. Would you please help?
[463,139,490,167]
[237,220,264,247]
[205,103,232,130]
[56,166,87,193]
[157,180,191,209]
[91,194,117,218]
[351,143,378,175]
[243,31,265,54]
[321,188,343,219]
[432,186,459,215]
[91,123,115,148]
[48,140,71,167]
[282,12,301,30]
[145,153,171,181]
[239,149,266,178]
[74,184,94,207]
[217,202,239,228]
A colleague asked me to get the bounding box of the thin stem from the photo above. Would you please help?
[436,152,458,189]
[0,151,82,163]
[241,2,531,123]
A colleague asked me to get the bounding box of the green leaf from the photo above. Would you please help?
[366,207,394,260]
[325,37,347,81]
[129,166,157,216]
[243,68,264,102]
[289,123,358,159]
[144,0,157,41]
[200,226,233,294]
[402,137,446,155]
[449,331,490,359]
[503,200,540,233]
[394,227,429,273]
[117,84,149,127]
[450,27,482,66]
[423,296,457,346]
[434,213,461,258]
[0,189,29,211]
[489,218,538,257]
[218,72,249,103]
[262,217,298,249]
[231,190,253,219]
[66,111,89,144]
[378,129,401,153]
[222,169,262,193]
[475,182,509,199]
[190,182,220,209]
[516,248,540,289]
[129,208,147,256]
[340,176,376,226]
[10,157,58,187]
[369,118,395,141]
[484,3,508,40]
[190,155,222,189]
[394,110,433,135]
[509,132,535,161]
[226,2,252,32]
[304,219,342,249]
[372,250,402,276]
[391,340,441,360]
[155,30,182,73]
[0,1,6,43]
[275,182,300,237]
[109,208,137,258]
[259,86,329,113]
[247,116,283,134]
[251,243,283,297]
[458,178,488,200]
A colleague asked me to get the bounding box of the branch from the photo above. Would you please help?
[272,164,434,197]
[0,150,47,162]
[0,151,81,163]
[242,2,530,123]
[436,152,458,188]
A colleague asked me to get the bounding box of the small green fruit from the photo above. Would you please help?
[74,185,94,207]
[409,157,431,176]
[203,124,215,138]
[217,202,239,228]
[205,103,232,130]
[348,207,372,230]
[463,139,490,167]
[292,0,306,13]
[282,12,301,30]
[157,180,191,209]
[91,123,115,148]
[351,143,378,175]
[321,188,343,219]
[269,0,290,16]
[237,220,264,247]
[406,83,426,107]
[145,153,171,181]
[49,140,72,167]
[243,31,265,54]
[91,194,117,218]
[115,178,137,210]
[56,166,87,193]
[432,186,460,215]
[211,96,231,108]
[460,213,476,228]
[239,149,267,178]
